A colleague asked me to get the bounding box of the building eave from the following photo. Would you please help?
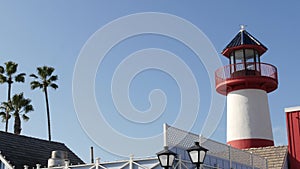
[0,152,14,169]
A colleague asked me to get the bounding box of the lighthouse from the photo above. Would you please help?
[215,26,278,149]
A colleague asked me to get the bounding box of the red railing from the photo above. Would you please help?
[215,62,278,87]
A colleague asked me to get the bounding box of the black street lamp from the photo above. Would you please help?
[186,142,208,169]
[156,146,177,169]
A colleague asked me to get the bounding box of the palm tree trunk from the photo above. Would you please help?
[7,79,11,101]
[14,112,21,135]
[44,87,51,141]
[5,80,12,132]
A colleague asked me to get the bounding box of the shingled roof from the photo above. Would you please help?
[222,26,268,57]
[244,146,288,169]
[0,131,84,169]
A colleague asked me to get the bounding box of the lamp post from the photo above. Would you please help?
[156,146,177,169]
[186,142,208,169]
[157,142,208,169]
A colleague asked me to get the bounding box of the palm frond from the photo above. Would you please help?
[22,114,30,121]
[1,101,14,112]
[48,75,58,82]
[10,93,34,118]
[0,111,6,122]
[24,104,34,113]
[0,112,11,122]
[15,73,26,82]
[29,74,38,79]
[50,83,58,89]
[32,66,58,90]
[0,105,6,111]
[37,66,47,79]
[0,66,4,73]
[45,66,55,76]
[5,61,18,76]
[1,102,9,108]
[30,81,43,90]
[0,74,7,83]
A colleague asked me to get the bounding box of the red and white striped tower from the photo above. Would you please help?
[215,26,278,149]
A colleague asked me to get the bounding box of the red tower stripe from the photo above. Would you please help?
[227,138,274,149]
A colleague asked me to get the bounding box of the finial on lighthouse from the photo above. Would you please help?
[240,24,247,31]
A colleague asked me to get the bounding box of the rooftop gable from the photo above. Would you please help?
[244,146,288,169]
[0,131,84,169]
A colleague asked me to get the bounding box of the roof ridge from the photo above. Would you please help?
[243,145,288,150]
[0,131,65,145]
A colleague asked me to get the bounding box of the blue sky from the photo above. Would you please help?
[0,1,299,163]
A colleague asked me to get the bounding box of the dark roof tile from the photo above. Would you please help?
[0,131,84,169]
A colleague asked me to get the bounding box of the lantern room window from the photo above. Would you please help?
[229,48,261,75]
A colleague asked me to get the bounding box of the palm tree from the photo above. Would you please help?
[0,93,33,134]
[30,66,58,141]
[0,61,26,132]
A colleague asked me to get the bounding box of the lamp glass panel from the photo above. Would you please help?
[255,51,261,71]
[230,55,235,73]
[234,49,244,60]
[245,49,255,70]
[233,49,244,70]
[199,151,206,163]
[189,150,199,163]
[255,50,260,63]
[159,154,168,166]
[168,155,175,166]
[245,49,255,60]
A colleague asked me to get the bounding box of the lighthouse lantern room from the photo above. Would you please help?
[215,26,278,149]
